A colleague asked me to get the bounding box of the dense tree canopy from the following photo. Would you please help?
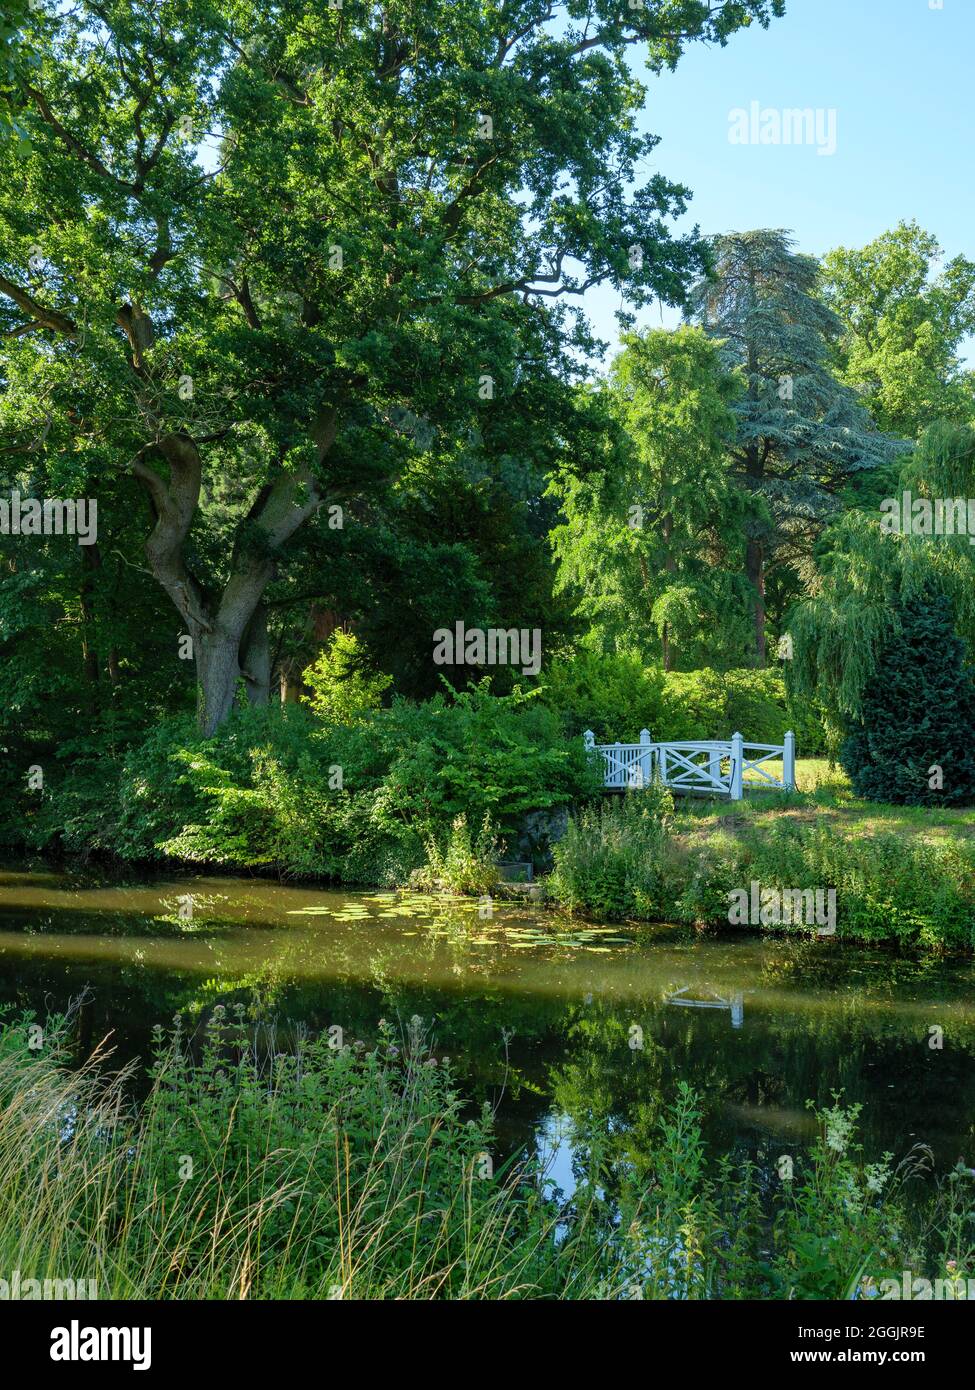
[550,326,752,669]
[687,229,905,664]
[821,221,975,441]
[6,0,975,826]
[790,421,975,744]
[0,0,784,733]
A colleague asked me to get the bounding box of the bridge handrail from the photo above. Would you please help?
[585,729,796,800]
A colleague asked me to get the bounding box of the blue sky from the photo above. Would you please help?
[583,0,975,365]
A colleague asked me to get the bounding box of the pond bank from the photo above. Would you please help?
[3,861,975,1171]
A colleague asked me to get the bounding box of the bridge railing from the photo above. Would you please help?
[584,729,795,800]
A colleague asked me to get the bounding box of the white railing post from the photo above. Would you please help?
[730,731,744,801]
[583,729,595,750]
[784,729,796,791]
[639,728,651,789]
[708,744,721,790]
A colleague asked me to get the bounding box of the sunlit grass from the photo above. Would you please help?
[680,758,975,845]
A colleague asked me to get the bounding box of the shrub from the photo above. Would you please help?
[658,667,792,743]
[840,590,975,805]
[656,667,729,741]
[414,813,500,895]
[679,821,975,950]
[538,651,826,753]
[539,649,666,741]
[549,783,674,920]
[113,682,600,883]
[301,630,393,724]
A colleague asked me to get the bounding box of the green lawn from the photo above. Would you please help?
[680,757,975,845]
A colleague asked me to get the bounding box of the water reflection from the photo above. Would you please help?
[665,986,745,1028]
[1,859,974,1176]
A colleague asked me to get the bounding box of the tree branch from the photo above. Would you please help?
[0,273,78,336]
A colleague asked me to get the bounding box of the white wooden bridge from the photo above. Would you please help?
[585,729,795,801]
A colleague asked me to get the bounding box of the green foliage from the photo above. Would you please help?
[549,787,673,921]
[111,683,599,882]
[0,1012,583,1299]
[371,682,603,846]
[415,813,499,896]
[620,1085,937,1301]
[658,666,794,743]
[791,422,975,735]
[840,590,975,806]
[2,1012,971,1300]
[540,649,666,741]
[548,795,975,949]
[679,820,975,950]
[762,1097,902,1300]
[821,221,975,440]
[1,0,781,735]
[549,328,751,669]
[688,229,906,663]
[301,630,392,724]
[539,650,816,748]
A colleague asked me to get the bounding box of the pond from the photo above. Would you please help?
[2,859,974,1188]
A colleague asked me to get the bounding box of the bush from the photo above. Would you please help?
[414,813,500,895]
[840,590,975,805]
[658,667,791,743]
[540,649,666,741]
[371,681,602,847]
[539,651,826,753]
[679,821,975,950]
[549,784,674,920]
[113,682,600,883]
[301,630,393,724]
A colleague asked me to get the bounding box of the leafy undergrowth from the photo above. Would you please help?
[549,773,975,950]
[1,1014,973,1300]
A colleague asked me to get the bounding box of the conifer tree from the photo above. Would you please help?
[840,588,975,805]
[687,230,905,665]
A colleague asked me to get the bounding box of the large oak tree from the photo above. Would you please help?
[1,0,783,731]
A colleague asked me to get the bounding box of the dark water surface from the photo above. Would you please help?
[2,860,974,1185]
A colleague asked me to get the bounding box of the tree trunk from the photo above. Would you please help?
[131,418,335,735]
[661,513,675,672]
[742,427,766,667]
[196,627,244,736]
[279,666,303,703]
[746,536,766,666]
[240,601,271,707]
[79,545,100,688]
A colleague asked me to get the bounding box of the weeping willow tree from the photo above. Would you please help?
[789,421,975,749]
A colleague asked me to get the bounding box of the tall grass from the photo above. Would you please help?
[0,1012,615,1299]
[549,792,975,949]
[548,783,674,921]
[1,1015,972,1299]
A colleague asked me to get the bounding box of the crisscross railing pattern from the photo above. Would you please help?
[585,730,795,800]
